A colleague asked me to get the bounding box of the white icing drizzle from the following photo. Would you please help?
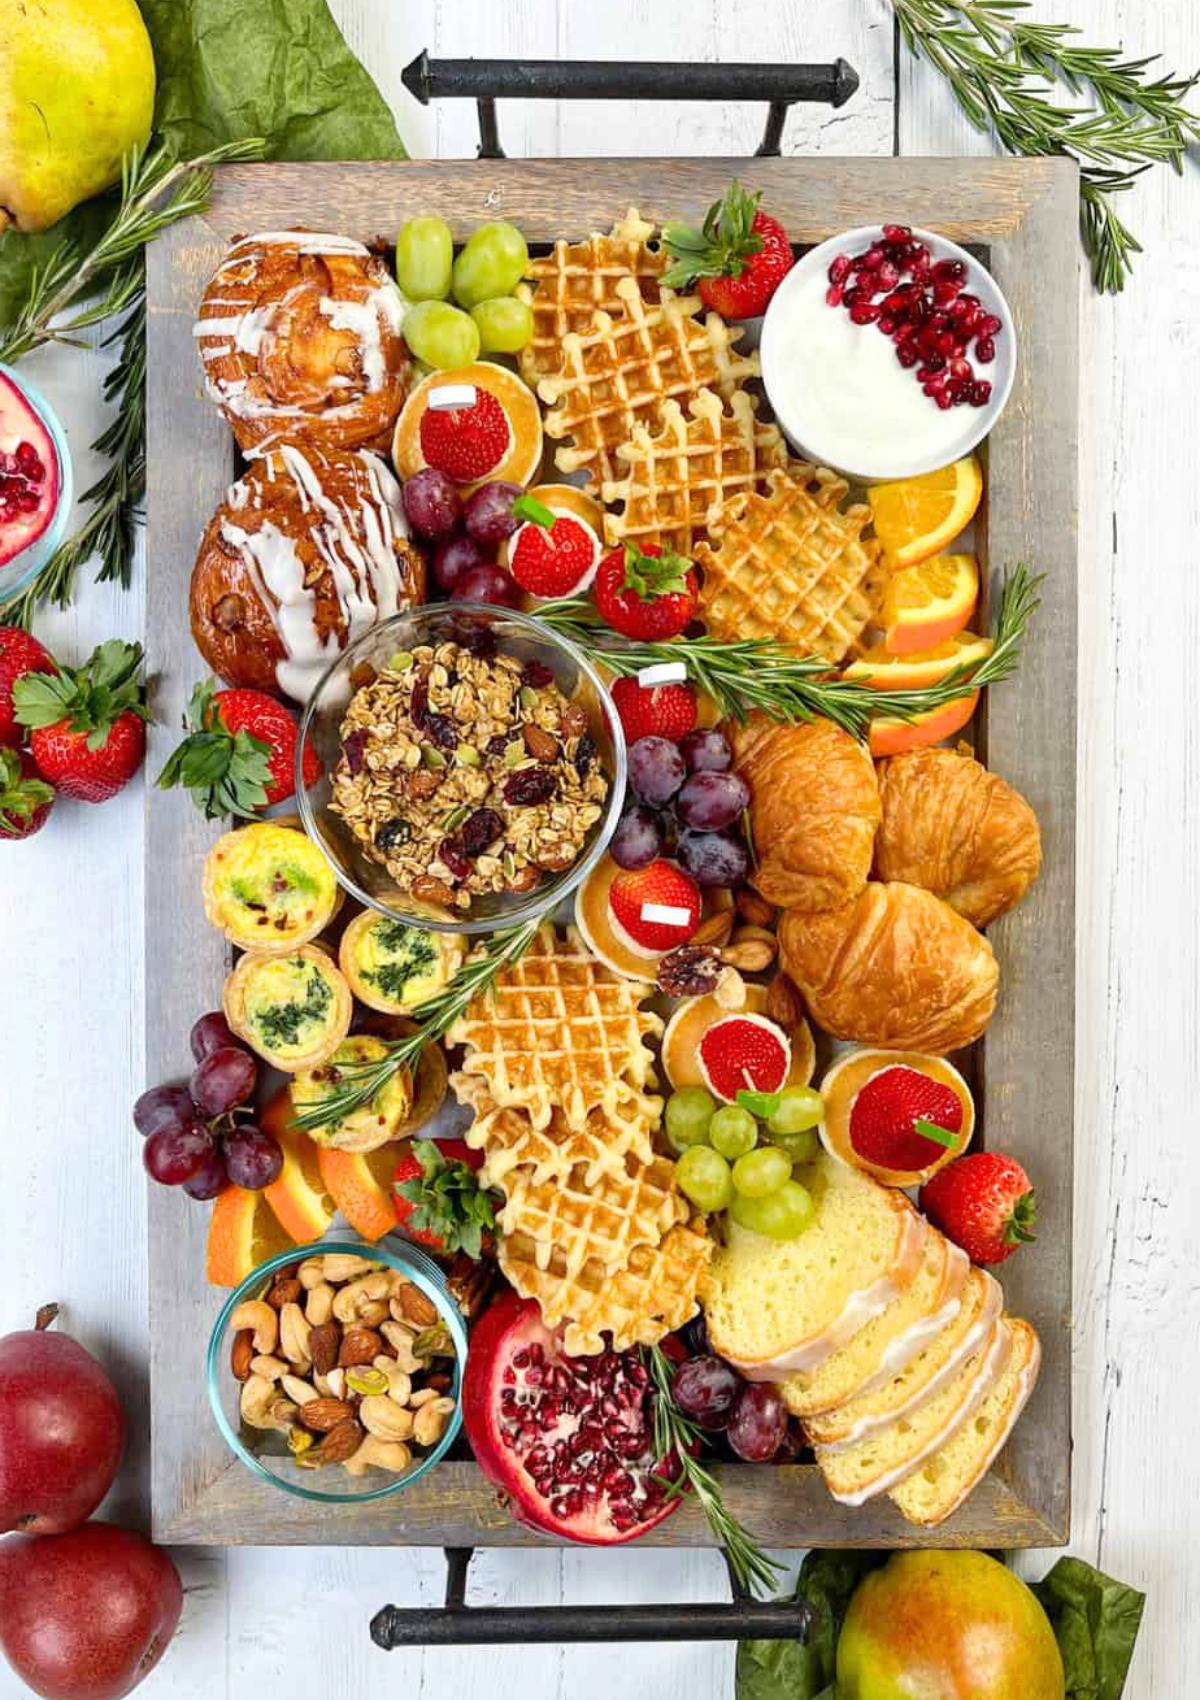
[318,279,407,393]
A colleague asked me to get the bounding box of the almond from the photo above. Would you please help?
[523,723,560,763]
[766,971,806,1029]
[298,1397,356,1434]
[230,1329,254,1383]
[339,1326,384,1368]
[308,1322,342,1377]
[720,926,777,973]
[266,1277,303,1311]
[735,888,775,927]
[313,1416,364,1464]
[392,1283,438,1328]
[690,909,735,949]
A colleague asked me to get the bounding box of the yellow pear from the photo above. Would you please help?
[0,0,156,232]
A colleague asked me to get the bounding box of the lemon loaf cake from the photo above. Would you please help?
[803,1264,1002,1449]
[701,1154,927,1378]
[781,1232,968,1418]
[890,1317,1041,1526]
[814,1312,1013,1505]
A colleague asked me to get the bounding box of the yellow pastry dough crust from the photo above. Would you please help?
[292,1035,415,1152]
[338,910,464,1015]
[223,944,352,1072]
[203,822,340,953]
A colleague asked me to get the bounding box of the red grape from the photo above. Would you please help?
[628,736,686,805]
[182,1146,230,1200]
[677,828,748,886]
[610,806,662,870]
[144,1120,215,1186]
[463,481,523,545]
[680,729,732,773]
[190,1011,239,1062]
[727,1383,787,1462]
[671,1355,744,1430]
[403,467,461,538]
[190,1047,258,1117]
[433,531,488,593]
[676,771,750,831]
[224,1126,283,1190]
[133,1082,193,1138]
[452,564,522,607]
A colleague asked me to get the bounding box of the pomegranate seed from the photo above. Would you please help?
[825,284,843,308]
[934,389,954,410]
[527,1343,544,1365]
[842,285,867,308]
[932,279,960,307]
[541,1398,561,1424]
[935,330,958,357]
[875,261,900,291]
[897,345,919,368]
[908,243,930,269]
[971,380,993,406]
[877,314,896,335]
[513,1349,531,1369]
[861,244,885,270]
[978,313,1003,337]
[948,358,973,381]
[959,307,981,335]
[524,1364,543,1386]
[828,254,851,286]
[882,222,912,243]
[882,289,909,316]
[975,335,996,363]
[933,258,966,285]
[849,302,881,325]
[916,326,941,356]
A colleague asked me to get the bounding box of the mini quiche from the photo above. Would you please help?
[292,1035,416,1153]
[204,821,340,953]
[223,945,352,1072]
[338,910,464,1015]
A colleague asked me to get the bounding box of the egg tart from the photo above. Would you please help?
[393,362,543,490]
[223,945,352,1072]
[338,910,464,1015]
[291,1035,415,1152]
[203,822,340,953]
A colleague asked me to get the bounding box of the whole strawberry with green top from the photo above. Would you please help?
[593,541,698,642]
[156,678,321,819]
[662,180,794,320]
[0,747,55,839]
[393,1139,498,1259]
[13,639,148,803]
[920,1151,1038,1266]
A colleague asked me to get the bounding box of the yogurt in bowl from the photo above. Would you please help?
[760,225,1016,483]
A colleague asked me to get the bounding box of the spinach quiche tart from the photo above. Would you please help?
[203,821,340,952]
[292,1035,418,1153]
[338,910,464,1015]
[223,944,352,1072]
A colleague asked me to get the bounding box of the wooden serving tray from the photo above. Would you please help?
[144,156,1077,1549]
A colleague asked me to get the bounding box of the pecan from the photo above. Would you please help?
[523,723,560,763]
[230,1329,255,1383]
[735,888,776,927]
[298,1397,357,1434]
[266,1277,302,1311]
[308,1322,342,1377]
[339,1326,384,1368]
[766,972,806,1030]
[392,1282,438,1327]
[656,944,724,999]
[690,908,735,948]
[312,1416,364,1465]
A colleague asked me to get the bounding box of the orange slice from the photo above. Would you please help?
[206,1185,294,1288]
[881,553,979,655]
[260,1086,336,1242]
[868,690,979,759]
[867,457,983,570]
[318,1147,399,1243]
[843,630,992,691]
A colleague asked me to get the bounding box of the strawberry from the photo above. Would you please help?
[662,180,794,320]
[419,388,510,483]
[156,678,321,820]
[919,1152,1038,1266]
[610,675,697,745]
[848,1064,964,1174]
[13,639,148,803]
[0,627,56,748]
[698,1014,791,1103]
[593,542,698,642]
[508,508,598,599]
[0,746,55,839]
[393,1138,497,1258]
[608,858,701,953]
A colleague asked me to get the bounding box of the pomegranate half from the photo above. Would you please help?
[463,1291,682,1545]
[0,373,61,570]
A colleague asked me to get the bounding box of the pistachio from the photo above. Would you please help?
[455,744,482,767]
[421,746,447,770]
[387,650,414,672]
[287,1425,315,1457]
[345,1365,390,1397]
[412,1322,454,1360]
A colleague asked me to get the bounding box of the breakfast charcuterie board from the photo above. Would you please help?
[143,155,1076,1551]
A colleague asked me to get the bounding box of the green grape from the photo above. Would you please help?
[767,1085,824,1136]
[395,216,454,301]
[675,1145,733,1214]
[452,221,529,307]
[730,1179,816,1240]
[471,296,534,354]
[402,300,480,370]
[731,1146,792,1198]
[708,1105,757,1161]
[769,1128,821,1165]
[665,1086,716,1153]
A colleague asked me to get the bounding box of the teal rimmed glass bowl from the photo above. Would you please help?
[207,1236,466,1504]
[0,364,73,605]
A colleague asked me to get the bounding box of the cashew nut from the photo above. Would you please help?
[359,1395,415,1443]
[408,1386,439,1409]
[314,1367,346,1400]
[343,1435,412,1477]
[332,1271,392,1324]
[304,1281,335,1326]
[372,1360,412,1405]
[240,1373,295,1433]
[229,1301,278,1354]
[279,1303,312,1367]
[298,1258,327,1291]
[413,1395,456,1449]
[249,1353,289,1382]
[321,1253,376,1284]
[380,1321,423,1373]
[281,1374,319,1406]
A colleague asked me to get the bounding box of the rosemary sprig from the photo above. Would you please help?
[889,0,1200,291]
[538,565,1040,739]
[289,918,542,1134]
[646,1344,784,1598]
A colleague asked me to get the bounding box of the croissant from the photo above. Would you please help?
[190,445,426,702]
[779,881,999,1054]
[195,230,411,455]
[875,747,1042,928]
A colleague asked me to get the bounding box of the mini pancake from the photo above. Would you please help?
[392,362,544,490]
[662,980,816,1092]
[574,852,734,981]
[819,1048,975,1186]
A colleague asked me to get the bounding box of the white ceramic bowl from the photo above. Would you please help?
[760,225,1017,483]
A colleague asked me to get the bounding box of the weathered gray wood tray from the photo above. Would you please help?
[144,156,1077,1549]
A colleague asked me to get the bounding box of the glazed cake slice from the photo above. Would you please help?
[890,1318,1042,1526]
[781,1232,968,1418]
[803,1264,1002,1448]
[700,1154,927,1378]
[814,1312,1012,1506]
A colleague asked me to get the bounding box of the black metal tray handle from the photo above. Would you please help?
[375,45,859,1648]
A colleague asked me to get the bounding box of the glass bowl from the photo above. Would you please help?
[207,1235,467,1505]
[0,364,74,606]
[296,600,626,935]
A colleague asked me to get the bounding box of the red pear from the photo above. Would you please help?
[0,1304,125,1535]
[0,1525,182,1700]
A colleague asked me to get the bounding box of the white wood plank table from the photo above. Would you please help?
[2,2,1196,1694]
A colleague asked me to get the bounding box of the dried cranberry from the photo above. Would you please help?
[341,728,369,775]
[439,837,472,880]
[461,807,503,857]
[504,768,556,806]
[521,659,554,688]
[426,713,459,750]
[375,817,411,851]
[410,672,430,727]
[458,623,497,660]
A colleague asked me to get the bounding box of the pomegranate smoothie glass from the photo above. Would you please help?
[0,366,73,605]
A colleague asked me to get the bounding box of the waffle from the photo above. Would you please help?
[445,924,662,1131]
[453,1074,660,1187]
[694,464,888,662]
[500,1215,713,1355]
[517,208,666,386]
[602,387,788,557]
[536,275,759,490]
[497,1150,687,1278]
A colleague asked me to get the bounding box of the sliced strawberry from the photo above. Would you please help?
[848,1065,964,1174]
[419,389,511,483]
[610,676,697,745]
[698,1014,791,1103]
[608,858,701,954]
[509,513,598,598]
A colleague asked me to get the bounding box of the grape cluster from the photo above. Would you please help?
[402,470,524,608]
[397,216,533,368]
[613,727,751,884]
[133,1012,281,1200]
[665,1083,824,1238]
[670,1352,798,1464]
